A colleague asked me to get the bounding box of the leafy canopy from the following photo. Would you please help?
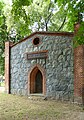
[0,0,84,75]
[54,0,84,46]
[0,1,8,75]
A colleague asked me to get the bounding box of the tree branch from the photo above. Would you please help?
[45,2,54,31]
[58,16,66,31]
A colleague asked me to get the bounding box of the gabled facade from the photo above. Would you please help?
[5,30,84,103]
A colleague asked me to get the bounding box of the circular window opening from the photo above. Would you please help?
[33,37,40,45]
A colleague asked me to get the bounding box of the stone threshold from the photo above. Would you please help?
[29,93,44,96]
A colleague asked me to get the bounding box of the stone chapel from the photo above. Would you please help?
[5,23,84,103]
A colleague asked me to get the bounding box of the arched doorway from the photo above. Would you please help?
[28,64,46,95]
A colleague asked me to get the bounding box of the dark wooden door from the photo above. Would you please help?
[35,70,43,93]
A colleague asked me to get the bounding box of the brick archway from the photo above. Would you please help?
[28,64,46,95]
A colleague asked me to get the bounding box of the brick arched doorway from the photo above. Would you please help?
[28,64,46,95]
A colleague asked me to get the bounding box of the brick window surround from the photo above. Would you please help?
[28,64,46,95]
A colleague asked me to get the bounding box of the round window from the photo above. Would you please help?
[33,37,40,46]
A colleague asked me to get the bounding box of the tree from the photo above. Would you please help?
[0,1,23,75]
[0,2,8,75]
[7,0,84,44]
[11,0,32,37]
[0,0,84,75]
[54,0,84,46]
[11,0,68,36]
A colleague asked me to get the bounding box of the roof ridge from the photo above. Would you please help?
[11,31,74,47]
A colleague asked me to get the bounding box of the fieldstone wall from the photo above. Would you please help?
[10,33,74,100]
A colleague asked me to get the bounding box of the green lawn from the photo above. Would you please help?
[0,93,84,120]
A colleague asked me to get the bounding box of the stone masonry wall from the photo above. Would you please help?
[10,33,74,100]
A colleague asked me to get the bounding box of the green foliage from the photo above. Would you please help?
[0,2,4,26]
[0,2,8,75]
[11,0,32,37]
[0,0,84,75]
[54,0,84,46]
[11,0,67,34]
[0,1,26,75]
[74,22,84,47]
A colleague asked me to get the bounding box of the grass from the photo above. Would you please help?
[0,93,84,120]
